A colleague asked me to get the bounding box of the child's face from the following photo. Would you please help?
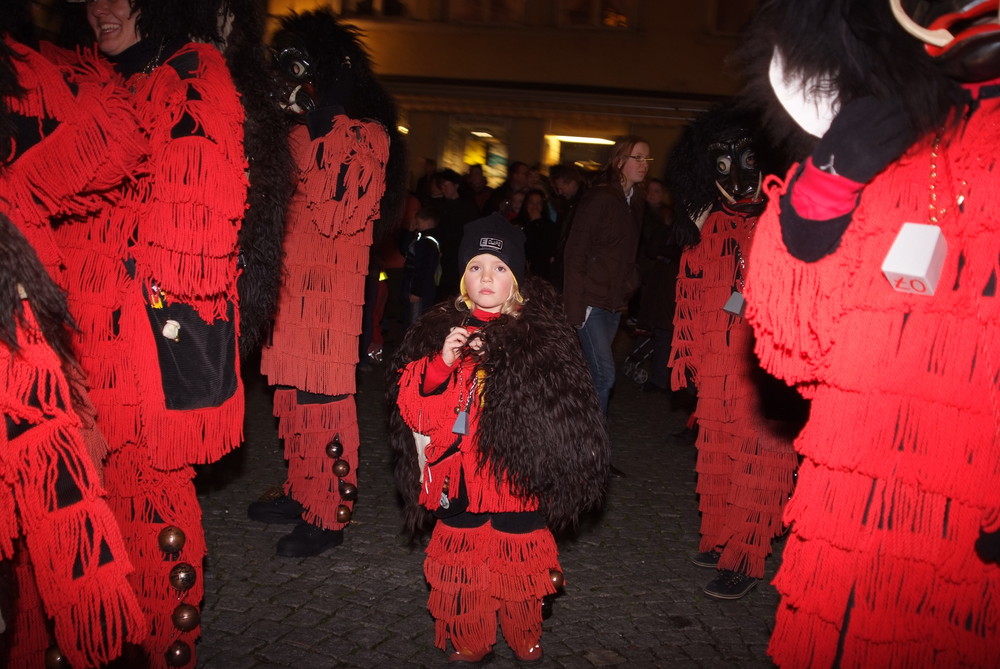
[463,254,514,313]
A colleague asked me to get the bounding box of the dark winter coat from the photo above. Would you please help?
[562,182,644,326]
[386,277,611,537]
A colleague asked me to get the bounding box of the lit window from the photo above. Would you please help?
[557,0,637,29]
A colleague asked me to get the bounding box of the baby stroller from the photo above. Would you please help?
[621,327,654,385]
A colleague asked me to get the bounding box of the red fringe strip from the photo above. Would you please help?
[103,442,206,669]
[272,389,360,529]
[6,551,49,669]
[424,522,559,653]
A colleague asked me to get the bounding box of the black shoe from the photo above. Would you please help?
[610,465,627,478]
[247,494,305,524]
[690,549,722,569]
[703,569,759,600]
[276,522,344,557]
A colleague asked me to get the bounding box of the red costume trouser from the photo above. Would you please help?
[103,442,204,669]
[424,521,559,655]
[274,389,360,530]
[694,415,797,578]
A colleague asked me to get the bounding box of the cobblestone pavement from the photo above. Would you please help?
[195,334,784,668]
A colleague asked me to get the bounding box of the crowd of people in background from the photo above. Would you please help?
[377,153,681,371]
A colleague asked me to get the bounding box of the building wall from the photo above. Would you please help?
[267,0,757,188]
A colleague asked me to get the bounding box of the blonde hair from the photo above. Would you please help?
[455,262,525,316]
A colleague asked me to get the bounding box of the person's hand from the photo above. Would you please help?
[811,96,918,184]
[441,327,469,366]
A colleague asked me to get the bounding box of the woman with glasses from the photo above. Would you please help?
[562,136,650,432]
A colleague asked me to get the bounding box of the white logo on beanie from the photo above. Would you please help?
[479,237,503,252]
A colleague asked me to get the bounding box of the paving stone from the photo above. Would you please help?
[195,339,782,668]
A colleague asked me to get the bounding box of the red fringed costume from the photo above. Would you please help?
[260,117,388,530]
[51,42,247,667]
[746,92,1000,667]
[1,39,147,667]
[670,207,798,578]
[389,277,610,659]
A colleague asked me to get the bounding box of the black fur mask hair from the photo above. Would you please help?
[221,0,294,359]
[272,8,407,240]
[665,105,771,249]
[129,0,225,47]
[732,0,967,163]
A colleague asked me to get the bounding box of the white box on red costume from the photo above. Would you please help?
[881,223,947,296]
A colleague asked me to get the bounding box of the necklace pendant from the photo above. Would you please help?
[452,410,469,435]
[723,290,746,317]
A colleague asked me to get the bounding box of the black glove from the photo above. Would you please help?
[811,96,918,184]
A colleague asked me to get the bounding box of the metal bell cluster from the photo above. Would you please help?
[326,434,354,524]
[156,524,199,666]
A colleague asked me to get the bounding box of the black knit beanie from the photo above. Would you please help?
[457,212,526,281]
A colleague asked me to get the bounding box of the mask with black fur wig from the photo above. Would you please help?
[0,212,76,365]
[733,0,969,164]
[269,8,407,239]
[665,106,770,249]
[385,277,611,539]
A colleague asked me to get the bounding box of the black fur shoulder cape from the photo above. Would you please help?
[386,277,610,537]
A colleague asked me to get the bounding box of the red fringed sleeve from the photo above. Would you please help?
[746,99,1000,668]
[0,39,147,282]
[1,304,146,668]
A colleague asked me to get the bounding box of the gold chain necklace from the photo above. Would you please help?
[928,134,968,225]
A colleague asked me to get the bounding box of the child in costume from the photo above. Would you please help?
[388,213,610,663]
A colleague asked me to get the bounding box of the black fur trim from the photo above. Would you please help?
[386,277,611,538]
[223,0,295,359]
[731,0,967,164]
